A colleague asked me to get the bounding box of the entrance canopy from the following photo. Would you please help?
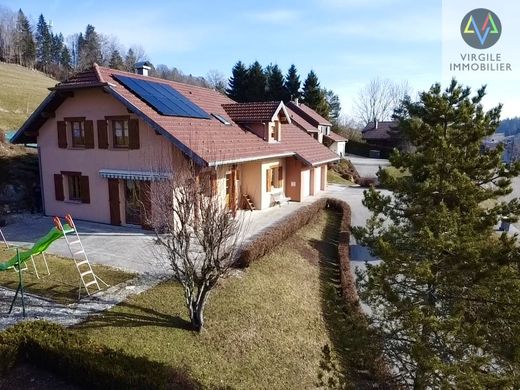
[99,169,170,181]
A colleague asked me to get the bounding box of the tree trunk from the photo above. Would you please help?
[190,300,205,332]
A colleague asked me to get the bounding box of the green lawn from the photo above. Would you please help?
[328,169,354,185]
[74,210,372,389]
[0,247,135,304]
[0,62,55,132]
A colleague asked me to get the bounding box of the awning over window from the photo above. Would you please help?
[99,169,171,181]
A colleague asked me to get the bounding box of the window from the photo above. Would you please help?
[67,174,82,201]
[113,119,129,148]
[71,120,85,147]
[266,166,283,192]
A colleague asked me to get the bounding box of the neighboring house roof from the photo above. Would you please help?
[286,106,318,133]
[286,101,332,127]
[361,121,398,141]
[12,65,339,167]
[324,132,347,142]
[222,101,289,123]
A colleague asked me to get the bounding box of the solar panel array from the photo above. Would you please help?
[113,74,210,119]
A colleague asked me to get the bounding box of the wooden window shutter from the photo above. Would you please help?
[79,175,90,204]
[97,120,108,149]
[278,166,283,187]
[84,120,94,148]
[266,169,272,192]
[140,181,152,230]
[128,119,140,149]
[57,121,67,148]
[210,172,217,194]
[54,174,64,201]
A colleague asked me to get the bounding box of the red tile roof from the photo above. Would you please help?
[286,101,332,127]
[222,101,283,123]
[286,106,318,132]
[362,121,397,140]
[14,65,339,167]
[324,132,348,142]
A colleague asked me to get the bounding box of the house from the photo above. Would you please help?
[361,120,399,149]
[12,64,339,228]
[286,100,347,157]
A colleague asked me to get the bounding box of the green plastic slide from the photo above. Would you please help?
[0,224,74,271]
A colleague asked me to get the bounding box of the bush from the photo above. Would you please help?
[0,321,200,389]
[357,177,378,188]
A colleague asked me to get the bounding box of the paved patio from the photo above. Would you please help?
[1,184,382,275]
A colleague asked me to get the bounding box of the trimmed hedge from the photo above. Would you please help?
[0,321,200,389]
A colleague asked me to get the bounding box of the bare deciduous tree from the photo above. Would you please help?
[148,162,244,332]
[354,78,411,126]
[206,69,227,93]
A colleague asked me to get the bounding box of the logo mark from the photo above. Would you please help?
[461,8,501,49]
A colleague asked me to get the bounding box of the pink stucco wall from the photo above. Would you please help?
[38,88,176,224]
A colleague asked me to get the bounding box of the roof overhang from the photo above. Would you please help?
[207,152,295,167]
[272,102,291,124]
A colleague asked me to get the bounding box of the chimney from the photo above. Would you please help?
[134,61,151,76]
[293,97,299,106]
[374,118,379,129]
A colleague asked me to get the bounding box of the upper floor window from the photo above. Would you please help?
[112,119,129,148]
[71,120,85,147]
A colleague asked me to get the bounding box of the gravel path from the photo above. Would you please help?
[0,273,168,331]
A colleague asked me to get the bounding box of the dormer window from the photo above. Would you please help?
[269,121,281,142]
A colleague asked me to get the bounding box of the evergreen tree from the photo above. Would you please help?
[35,14,52,72]
[284,64,301,101]
[60,45,72,70]
[109,49,125,70]
[244,61,267,102]
[124,47,136,72]
[51,33,64,65]
[226,60,248,102]
[353,80,520,387]
[325,89,341,124]
[265,64,285,101]
[302,70,328,117]
[15,9,35,67]
[79,24,101,69]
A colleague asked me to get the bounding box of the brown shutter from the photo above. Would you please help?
[108,179,121,225]
[278,166,283,188]
[97,120,108,149]
[128,119,140,149]
[84,120,94,148]
[266,169,272,192]
[79,175,90,204]
[210,172,218,195]
[54,174,64,201]
[57,121,67,148]
[140,181,152,230]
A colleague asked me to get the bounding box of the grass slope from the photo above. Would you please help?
[75,210,351,389]
[0,63,55,132]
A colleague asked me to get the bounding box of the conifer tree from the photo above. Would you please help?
[60,46,72,71]
[79,24,101,69]
[226,60,248,102]
[284,64,301,101]
[265,64,285,101]
[15,9,35,67]
[109,49,125,70]
[35,14,52,72]
[124,47,136,72]
[244,61,267,102]
[326,89,341,124]
[354,80,520,388]
[302,70,329,118]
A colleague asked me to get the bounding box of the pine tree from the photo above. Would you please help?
[51,33,64,65]
[302,71,328,117]
[265,64,285,101]
[244,61,266,102]
[226,61,248,102]
[79,24,101,69]
[35,14,52,72]
[60,46,72,70]
[124,48,136,72]
[353,80,520,387]
[109,49,125,70]
[325,89,341,125]
[15,9,35,67]
[284,64,301,101]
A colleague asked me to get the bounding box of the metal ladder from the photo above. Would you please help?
[54,215,109,299]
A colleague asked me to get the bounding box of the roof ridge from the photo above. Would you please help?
[93,62,104,83]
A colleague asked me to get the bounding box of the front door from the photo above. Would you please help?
[125,180,142,225]
[108,179,121,225]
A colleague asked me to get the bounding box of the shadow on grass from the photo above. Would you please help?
[76,301,193,331]
[311,210,384,388]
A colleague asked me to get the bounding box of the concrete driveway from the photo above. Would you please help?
[346,154,390,178]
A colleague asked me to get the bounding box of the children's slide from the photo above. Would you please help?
[0,224,74,271]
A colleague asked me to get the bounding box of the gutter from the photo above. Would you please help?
[10,91,57,144]
[207,152,295,167]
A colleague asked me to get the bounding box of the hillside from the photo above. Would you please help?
[0,62,56,133]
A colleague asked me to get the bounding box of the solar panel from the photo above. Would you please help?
[113,74,210,119]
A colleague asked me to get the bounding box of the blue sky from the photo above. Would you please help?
[3,0,517,118]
